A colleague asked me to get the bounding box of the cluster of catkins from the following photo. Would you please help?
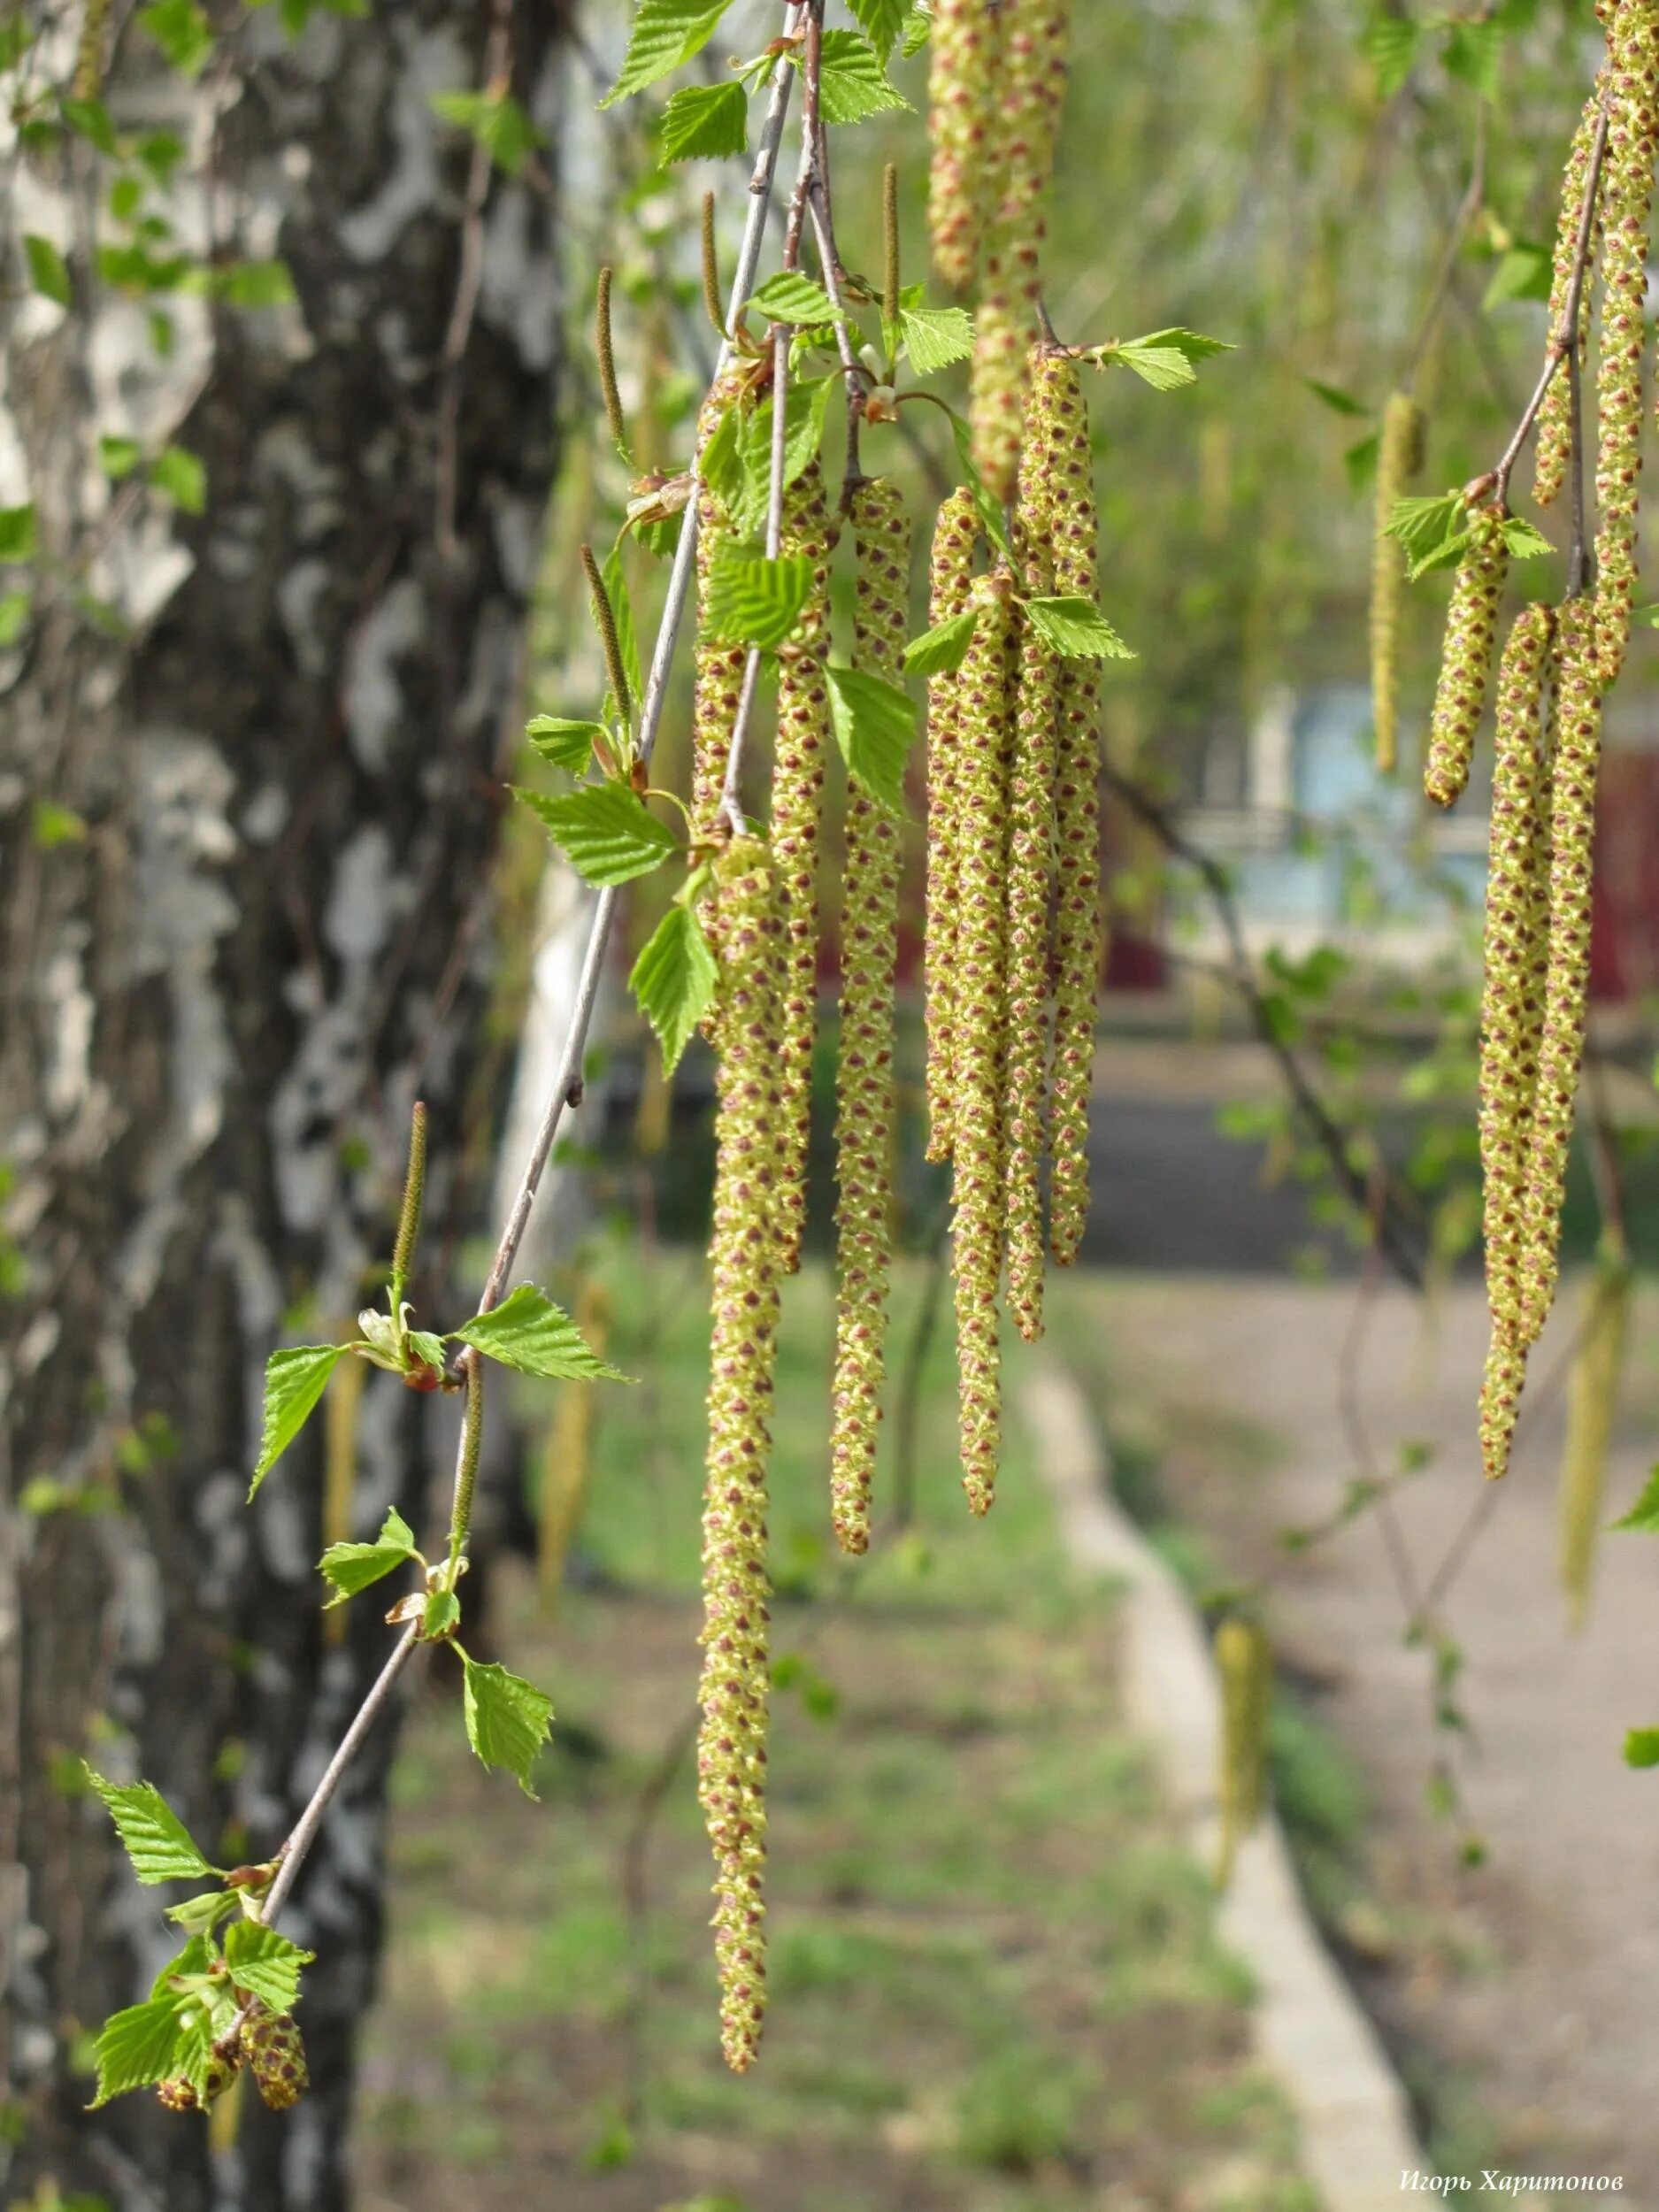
[928,0,1072,503]
[690,425,916,2066]
[1419,0,1657,1481]
[157,2002,308,2115]
[926,349,1104,1511]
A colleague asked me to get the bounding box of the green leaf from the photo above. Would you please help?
[223,1922,315,2015]
[745,271,844,327]
[1304,378,1368,418]
[1363,12,1417,97]
[1484,243,1551,311]
[422,1587,461,1640]
[602,0,732,106]
[1444,18,1503,100]
[319,1506,420,1609]
[1135,326,1234,365]
[513,781,679,887]
[660,79,749,162]
[826,664,916,814]
[137,0,214,76]
[1025,595,1136,660]
[1614,1466,1659,1532]
[631,902,718,1075]
[526,715,605,772]
[703,546,814,648]
[1112,343,1194,392]
[428,88,543,177]
[1383,489,1465,562]
[902,604,981,678]
[899,303,973,377]
[731,381,835,534]
[700,402,744,512]
[99,434,142,479]
[1344,432,1380,493]
[250,1343,351,1496]
[24,234,69,306]
[165,1889,240,1936]
[901,6,933,58]
[0,504,38,563]
[1501,516,1553,561]
[150,444,205,513]
[816,28,911,123]
[88,1994,200,2108]
[1625,1727,1659,1769]
[451,1282,629,1381]
[86,1770,214,1886]
[462,1654,555,1797]
[849,0,906,58]
[947,411,1013,560]
[1407,529,1471,581]
[216,257,298,309]
[33,799,87,849]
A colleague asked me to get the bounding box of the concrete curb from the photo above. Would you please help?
[1020,1357,1424,2212]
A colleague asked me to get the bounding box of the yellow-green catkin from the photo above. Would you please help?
[239,2008,309,2111]
[771,461,836,1275]
[1558,1257,1632,1628]
[830,480,912,1555]
[970,0,1071,503]
[951,571,1018,1514]
[1594,3,1659,687]
[1003,367,1064,1341]
[924,488,980,1165]
[1215,1617,1271,1891]
[1371,392,1425,774]
[699,840,786,2073]
[1520,597,1604,1348]
[1041,354,1103,1264]
[73,0,111,102]
[692,370,749,840]
[1476,604,1555,1483]
[1422,508,1509,810]
[1535,85,1607,510]
[927,0,999,291]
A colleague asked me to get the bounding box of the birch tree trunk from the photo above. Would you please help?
[0,4,571,2205]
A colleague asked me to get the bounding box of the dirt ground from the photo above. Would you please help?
[1049,1271,1659,2200]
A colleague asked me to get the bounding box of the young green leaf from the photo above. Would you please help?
[902,603,981,677]
[900,5,932,58]
[166,1889,240,1936]
[451,1282,629,1381]
[24,234,70,306]
[250,1343,352,1496]
[1304,378,1368,418]
[318,1505,420,1609]
[1382,489,1465,562]
[99,434,142,479]
[602,0,732,106]
[88,1993,203,2108]
[137,0,214,76]
[513,782,679,887]
[700,401,744,511]
[1625,1727,1659,1769]
[1407,529,1471,581]
[1500,516,1553,561]
[461,1654,555,1798]
[631,902,718,1075]
[223,1922,315,2015]
[428,88,544,176]
[745,270,845,327]
[526,715,605,772]
[1483,243,1551,311]
[0,504,39,563]
[1613,1466,1659,1532]
[423,1587,461,1640]
[816,28,911,123]
[86,1770,214,1886]
[849,0,906,58]
[150,445,205,513]
[1345,432,1380,493]
[660,79,749,162]
[703,546,814,647]
[1444,18,1502,99]
[826,664,917,814]
[1025,595,1136,661]
[1362,12,1417,96]
[899,303,973,377]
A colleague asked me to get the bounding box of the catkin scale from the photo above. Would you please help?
[239,2008,309,2111]
[950,572,1018,1514]
[924,489,981,1165]
[927,0,998,290]
[1535,85,1606,510]
[1593,2,1659,687]
[698,841,786,2072]
[1370,393,1424,774]
[1423,509,1509,810]
[830,480,912,1555]
[157,2047,241,2113]
[1558,1261,1632,1628]
[1214,1617,1271,1891]
[771,462,837,1275]
[1037,354,1103,1264]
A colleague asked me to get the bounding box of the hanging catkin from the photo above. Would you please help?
[1422,507,1509,810]
[692,370,749,837]
[1558,1257,1632,1627]
[970,0,1072,503]
[927,0,998,291]
[1370,392,1425,774]
[239,2008,309,2111]
[1519,595,1604,1349]
[1534,83,1606,510]
[1476,604,1555,1483]
[924,488,980,1165]
[830,480,912,1555]
[699,839,786,2073]
[1003,367,1063,1340]
[951,571,1018,1514]
[1041,353,1103,1264]
[771,461,836,1275]
[1593,2,1659,687]
[1215,1617,1271,1891]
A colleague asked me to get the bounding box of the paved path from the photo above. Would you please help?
[1049,1271,1659,2199]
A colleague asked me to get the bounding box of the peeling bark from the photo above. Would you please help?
[0,6,571,2205]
